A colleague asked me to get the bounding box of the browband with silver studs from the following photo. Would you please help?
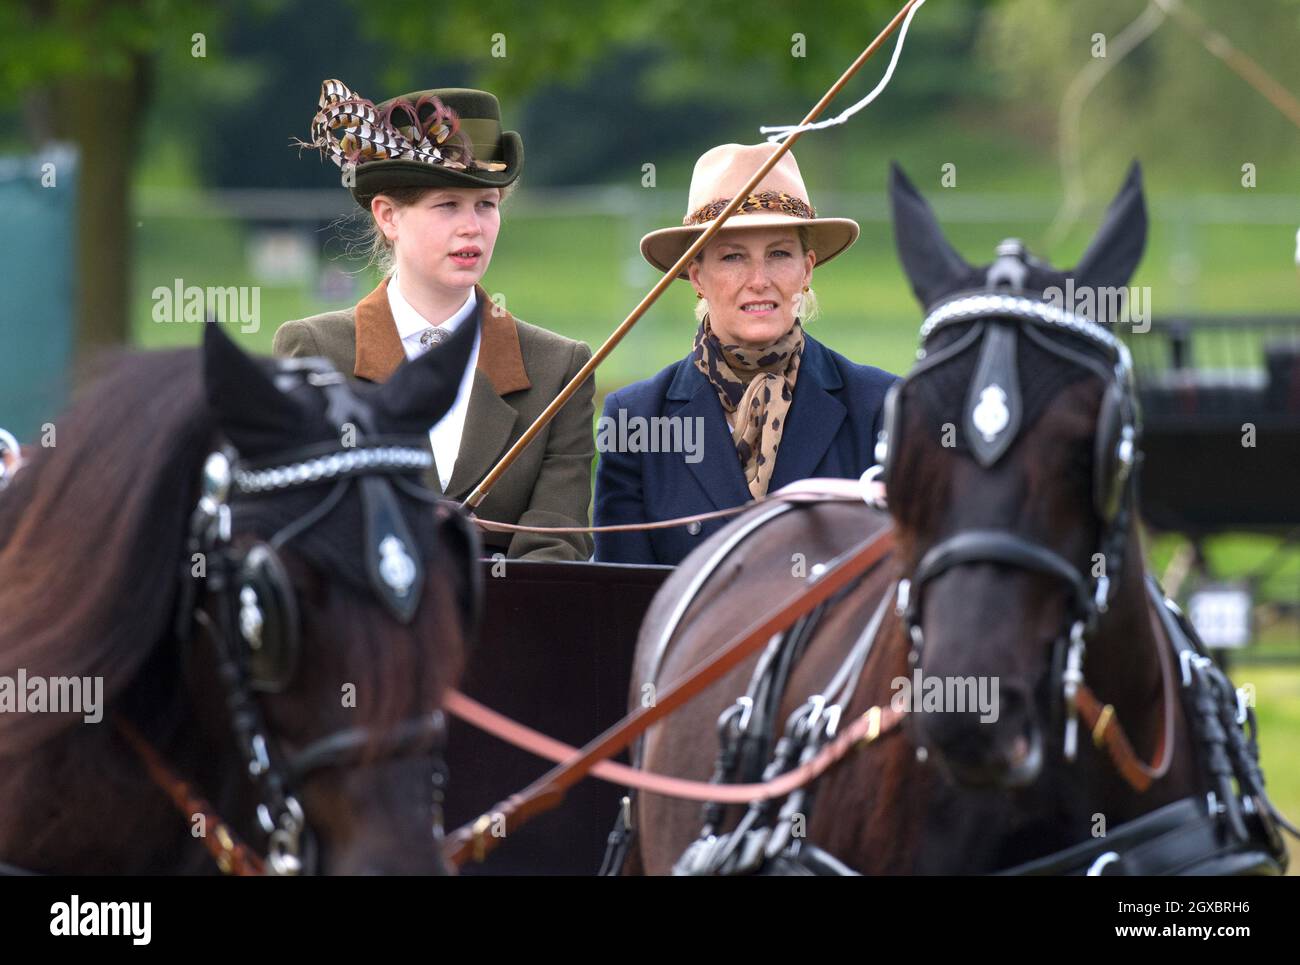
[233,446,433,495]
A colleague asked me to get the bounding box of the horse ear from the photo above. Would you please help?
[202,321,308,449]
[1072,161,1147,290]
[372,308,479,434]
[889,160,974,309]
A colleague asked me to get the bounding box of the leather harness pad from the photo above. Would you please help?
[964,321,1022,467]
[359,473,424,623]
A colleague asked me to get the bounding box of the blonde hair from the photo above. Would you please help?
[350,181,515,276]
[692,225,820,325]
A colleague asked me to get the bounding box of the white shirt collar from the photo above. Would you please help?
[385,270,483,493]
[388,270,477,341]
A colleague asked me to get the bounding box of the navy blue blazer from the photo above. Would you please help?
[594,334,898,565]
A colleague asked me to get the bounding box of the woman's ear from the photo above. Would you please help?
[371,194,398,242]
[687,257,703,294]
[803,248,817,285]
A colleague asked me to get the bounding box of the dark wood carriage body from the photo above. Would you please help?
[445,559,670,875]
[1126,315,1300,534]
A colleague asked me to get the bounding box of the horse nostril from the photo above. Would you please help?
[919,684,1033,753]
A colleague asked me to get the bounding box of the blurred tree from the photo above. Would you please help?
[366,0,985,104]
[981,0,1300,195]
[352,0,998,188]
[0,0,233,354]
[192,0,418,191]
[5,0,1291,356]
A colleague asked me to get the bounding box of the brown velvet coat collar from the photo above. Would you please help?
[352,277,531,394]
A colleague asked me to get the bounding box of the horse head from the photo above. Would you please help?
[0,315,480,875]
[188,318,482,874]
[880,161,1147,791]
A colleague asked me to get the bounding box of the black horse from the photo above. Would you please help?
[0,319,480,874]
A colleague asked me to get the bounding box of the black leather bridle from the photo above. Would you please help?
[171,360,476,875]
[881,281,1140,762]
[177,456,442,875]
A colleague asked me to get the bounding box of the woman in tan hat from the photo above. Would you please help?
[594,143,898,565]
[274,80,594,560]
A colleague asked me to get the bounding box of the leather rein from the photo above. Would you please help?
[466,482,881,536]
[442,291,1280,871]
[443,522,897,867]
[441,506,1180,869]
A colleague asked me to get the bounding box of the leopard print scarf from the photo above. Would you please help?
[692,317,805,499]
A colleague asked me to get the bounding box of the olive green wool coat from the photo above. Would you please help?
[272,279,594,560]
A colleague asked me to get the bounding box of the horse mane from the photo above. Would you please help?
[0,348,215,755]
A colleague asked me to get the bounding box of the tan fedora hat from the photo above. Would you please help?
[640,143,860,280]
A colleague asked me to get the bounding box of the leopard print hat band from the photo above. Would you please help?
[684,191,816,226]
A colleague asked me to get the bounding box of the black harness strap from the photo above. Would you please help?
[905,529,1093,632]
[995,797,1285,876]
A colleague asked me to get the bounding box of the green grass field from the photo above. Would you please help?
[1247,665,1300,871]
[131,209,1300,391]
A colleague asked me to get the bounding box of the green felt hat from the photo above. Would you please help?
[301,80,523,209]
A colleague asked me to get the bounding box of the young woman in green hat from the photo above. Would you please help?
[275,79,594,560]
